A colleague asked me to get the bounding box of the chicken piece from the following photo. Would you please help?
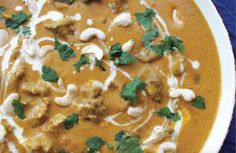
[139,68,164,102]
[24,134,53,153]
[27,103,48,127]
[21,80,50,96]
[135,48,161,63]
[45,114,66,131]
[80,81,102,99]
[45,19,76,38]
[78,97,106,121]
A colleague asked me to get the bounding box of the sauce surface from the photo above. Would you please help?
[0,0,221,153]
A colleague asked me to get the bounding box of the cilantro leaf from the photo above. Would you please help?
[85,136,106,153]
[64,113,79,130]
[57,0,74,4]
[41,66,59,82]
[12,99,25,119]
[109,43,123,60]
[120,77,146,103]
[135,8,156,30]
[59,148,66,153]
[74,54,90,72]
[21,26,31,37]
[192,96,206,109]
[54,37,76,61]
[163,36,184,54]
[150,44,165,56]
[109,43,136,66]
[156,107,180,121]
[95,57,106,71]
[142,27,159,48]
[115,52,137,66]
[5,12,31,30]
[115,131,143,153]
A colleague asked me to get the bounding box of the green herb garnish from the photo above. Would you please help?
[74,54,90,72]
[21,26,31,37]
[64,113,79,130]
[142,27,159,49]
[85,136,106,153]
[135,8,156,30]
[156,107,180,121]
[192,96,206,109]
[12,99,25,119]
[120,77,146,103]
[95,57,106,71]
[54,37,76,61]
[41,66,59,82]
[59,148,66,153]
[114,131,143,153]
[5,12,31,31]
[109,43,136,66]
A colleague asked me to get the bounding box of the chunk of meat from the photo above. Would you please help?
[135,48,161,63]
[27,103,48,127]
[44,114,66,131]
[139,68,164,102]
[45,19,76,38]
[78,97,106,121]
[80,81,102,99]
[21,80,50,96]
[24,134,53,153]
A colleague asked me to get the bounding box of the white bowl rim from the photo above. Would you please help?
[193,0,236,153]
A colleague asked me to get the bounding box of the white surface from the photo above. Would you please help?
[194,0,235,153]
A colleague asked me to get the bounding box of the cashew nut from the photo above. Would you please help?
[1,93,19,116]
[81,44,104,60]
[54,84,78,107]
[122,39,135,52]
[0,29,9,48]
[0,124,7,143]
[143,126,166,147]
[127,107,144,118]
[157,141,176,153]
[39,45,54,58]
[169,88,196,101]
[80,28,106,42]
[110,12,133,30]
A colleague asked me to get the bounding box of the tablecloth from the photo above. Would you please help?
[212,0,236,152]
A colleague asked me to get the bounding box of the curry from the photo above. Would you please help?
[0,0,221,153]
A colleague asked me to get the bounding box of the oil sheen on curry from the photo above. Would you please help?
[0,0,221,153]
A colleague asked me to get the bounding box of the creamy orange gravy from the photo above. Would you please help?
[0,0,221,153]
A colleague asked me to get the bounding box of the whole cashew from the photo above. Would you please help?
[81,44,104,60]
[157,141,176,153]
[169,88,196,101]
[80,28,106,42]
[54,84,78,107]
[127,107,144,118]
[122,39,135,52]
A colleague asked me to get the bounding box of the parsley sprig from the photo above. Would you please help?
[12,99,25,119]
[64,113,79,130]
[41,66,59,82]
[192,96,206,109]
[156,107,181,121]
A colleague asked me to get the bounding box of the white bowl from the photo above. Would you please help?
[194,0,235,153]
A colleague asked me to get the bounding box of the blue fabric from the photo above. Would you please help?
[212,0,236,152]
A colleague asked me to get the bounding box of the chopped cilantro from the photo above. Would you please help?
[192,96,206,109]
[54,37,76,61]
[142,27,159,48]
[135,8,156,30]
[64,113,79,130]
[120,77,146,103]
[74,54,90,72]
[21,26,31,37]
[95,57,106,71]
[150,44,165,56]
[114,131,143,153]
[41,66,59,82]
[11,99,25,119]
[5,12,31,31]
[109,43,123,60]
[85,136,106,153]
[57,0,74,4]
[109,43,136,66]
[162,36,184,54]
[59,148,66,153]
[115,52,137,66]
[156,107,180,121]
